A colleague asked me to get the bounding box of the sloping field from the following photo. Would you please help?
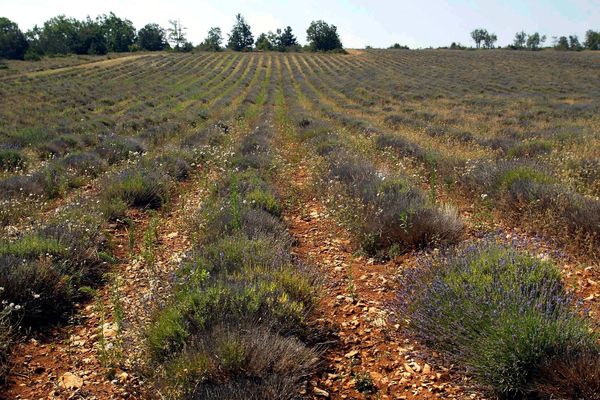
[0,50,599,399]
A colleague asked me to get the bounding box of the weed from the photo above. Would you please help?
[354,372,377,394]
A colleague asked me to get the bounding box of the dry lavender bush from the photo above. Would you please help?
[293,117,463,258]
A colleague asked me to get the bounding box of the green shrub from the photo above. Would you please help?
[506,140,553,159]
[7,127,50,147]
[0,149,26,171]
[100,197,128,221]
[185,235,291,277]
[0,234,66,259]
[0,215,108,327]
[472,311,596,397]
[0,257,72,325]
[41,163,69,199]
[397,244,598,398]
[246,188,281,216]
[103,168,171,210]
[148,268,313,364]
[497,166,553,190]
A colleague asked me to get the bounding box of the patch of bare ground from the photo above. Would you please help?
[2,167,215,400]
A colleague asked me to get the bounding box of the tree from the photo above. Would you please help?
[29,15,107,56]
[255,33,273,51]
[513,31,527,49]
[470,28,488,48]
[227,14,253,51]
[584,30,599,50]
[65,17,107,55]
[449,42,466,50]
[389,43,409,49]
[97,12,135,52]
[483,32,497,49]
[555,36,569,50]
[137,23,168,51]
[168,19,190,51]
[0,17,28,59]
[568,35,582,51]
[306,20,343,52]
[200,27,222,51]
[526,32,546,50]
[36,15,78,55]
[277,26,298,50]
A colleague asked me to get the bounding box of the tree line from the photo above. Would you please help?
[463,28,599,51]
[0,13,344,61]
[386,29,599,51]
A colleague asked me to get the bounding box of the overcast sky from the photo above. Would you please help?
[1,0,598,48]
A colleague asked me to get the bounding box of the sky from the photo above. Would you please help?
[1,0,598,48]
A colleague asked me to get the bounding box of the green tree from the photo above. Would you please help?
[71,17,107,55]
[227,14,253,51]
[137,23,168,51]
[97,12,135,52]
[306,20,343,51]
[0,17,28,59]
[568,35,582,51]
[555,36,569,50]
[255,32,273,51]
[24,25,43,59]
[470,28,488,48]
[584,30,599,50]
[36,15,78,55]
[200,27,222,51]
[449,42,466,50]
[276,26,298,50]
[483,32,497,49]
[513,31,527,49]
[526,32,546,50]
[167,19,190,51]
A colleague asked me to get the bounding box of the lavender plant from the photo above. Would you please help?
[397,244,599,398]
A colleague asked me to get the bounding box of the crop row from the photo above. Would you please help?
[144,59,320,399]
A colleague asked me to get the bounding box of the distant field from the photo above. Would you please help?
[1,50,599,399]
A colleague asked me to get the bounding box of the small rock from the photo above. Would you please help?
[313,387,330,397]
[59,372,83,389]
[345,349,359,358]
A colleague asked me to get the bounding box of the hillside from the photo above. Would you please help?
[1,49,599,399]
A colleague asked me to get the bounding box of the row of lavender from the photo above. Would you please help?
[144,60,320,399]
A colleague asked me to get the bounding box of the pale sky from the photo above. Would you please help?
[1,0,598,48]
